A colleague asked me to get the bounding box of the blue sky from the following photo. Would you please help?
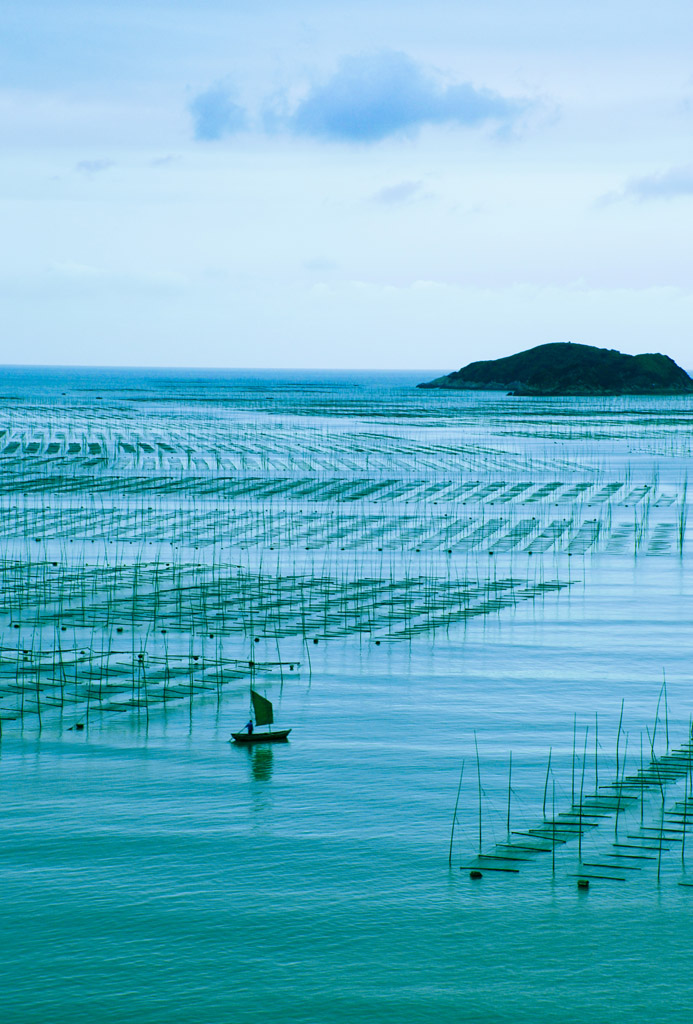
[3,0,693,369]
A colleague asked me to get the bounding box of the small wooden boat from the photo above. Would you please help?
[231,687,292,744]
[231,728,291,744]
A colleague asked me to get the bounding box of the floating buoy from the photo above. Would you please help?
[469,870,483,880]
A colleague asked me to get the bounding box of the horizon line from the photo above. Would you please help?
[0,363,448,374]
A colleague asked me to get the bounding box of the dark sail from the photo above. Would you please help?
[250,688,274,727]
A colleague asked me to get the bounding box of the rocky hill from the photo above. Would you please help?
[418,342,693,396]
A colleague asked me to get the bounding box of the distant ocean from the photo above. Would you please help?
[0,364,436,397]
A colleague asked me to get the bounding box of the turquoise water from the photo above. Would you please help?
[1,369,693,1022]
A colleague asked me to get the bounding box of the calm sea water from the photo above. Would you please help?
[1,367,692,1023]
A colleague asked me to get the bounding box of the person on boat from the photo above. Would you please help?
[246,720,254,735]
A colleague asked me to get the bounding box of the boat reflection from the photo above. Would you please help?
[249,744,273,781]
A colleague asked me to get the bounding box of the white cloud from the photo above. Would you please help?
[371,180,423,204]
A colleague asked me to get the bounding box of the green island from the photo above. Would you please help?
[418,341,693,396]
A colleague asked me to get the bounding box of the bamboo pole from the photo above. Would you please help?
[682,768,688,869]
[640,732,645,826]
[448,758,465,868]
[474,731,482,855]
[578,726,588,863]
[551,779,556,876]
[542,748,552,818]
[615,699,624,783]
[571,713,577,804]
[506,751,512,834]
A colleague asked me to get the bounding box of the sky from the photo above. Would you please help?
[3,0,693,370]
